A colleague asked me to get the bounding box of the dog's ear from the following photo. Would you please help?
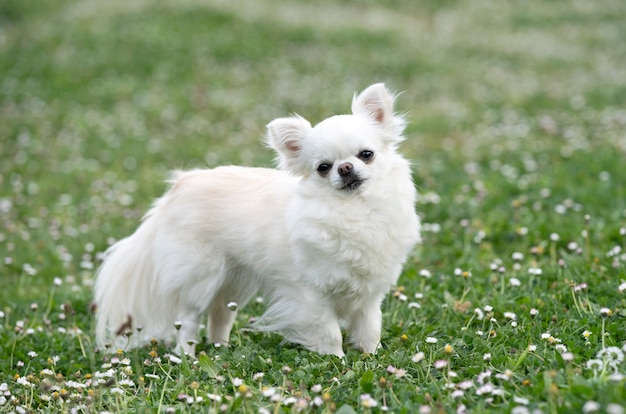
[266,116,312,173]
[352,83,406,142]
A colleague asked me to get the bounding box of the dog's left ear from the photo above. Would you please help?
[352,83,406,142]
[266,116,312,173]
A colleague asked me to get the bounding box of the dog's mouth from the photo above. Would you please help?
[341,177,365,191]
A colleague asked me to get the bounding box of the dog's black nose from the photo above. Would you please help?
[338,162,353,177]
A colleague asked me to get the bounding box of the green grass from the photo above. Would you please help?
[1,0,626,412]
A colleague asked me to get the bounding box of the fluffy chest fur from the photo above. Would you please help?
[286,169,420,298]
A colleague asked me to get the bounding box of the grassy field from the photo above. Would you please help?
[2,0,626,412]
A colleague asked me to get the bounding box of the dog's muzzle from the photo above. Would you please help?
[338,162,364,191]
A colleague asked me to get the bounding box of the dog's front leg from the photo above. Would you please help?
[348,302,382,354]
[276,296,345,356]
[309,317,344,357]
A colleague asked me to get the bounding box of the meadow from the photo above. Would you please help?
[1,0,626,412]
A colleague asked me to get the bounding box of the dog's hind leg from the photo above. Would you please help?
[207,301,237,346]
[205,264,259,347]
[176,312,200,356]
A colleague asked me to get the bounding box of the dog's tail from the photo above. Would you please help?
[94,199,171,351]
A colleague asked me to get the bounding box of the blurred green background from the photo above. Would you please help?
[1,0,626,411]
[2,0,625,278]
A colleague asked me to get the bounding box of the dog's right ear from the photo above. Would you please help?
[266,116,312,173]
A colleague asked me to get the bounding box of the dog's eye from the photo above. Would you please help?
[358,150,374,162]
[317,162,332,176]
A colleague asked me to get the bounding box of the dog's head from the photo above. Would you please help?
[266,83,406,193]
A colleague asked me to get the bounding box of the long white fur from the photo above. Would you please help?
[94,83,420,356]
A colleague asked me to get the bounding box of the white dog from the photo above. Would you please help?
[94,83,420,357]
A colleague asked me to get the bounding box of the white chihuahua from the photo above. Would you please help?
[94,83,420,356]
